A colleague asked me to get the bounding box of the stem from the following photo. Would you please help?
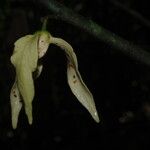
[42,16,49,31]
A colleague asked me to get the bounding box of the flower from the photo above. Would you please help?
[10,31,99,129]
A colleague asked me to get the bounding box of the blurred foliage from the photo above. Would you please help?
[0,0,10,42]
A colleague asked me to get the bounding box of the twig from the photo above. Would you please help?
[110,0,150,29]
[38,0,150,66]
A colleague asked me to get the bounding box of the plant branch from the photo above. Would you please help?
[41,16,49,30]
[38,0,150,66]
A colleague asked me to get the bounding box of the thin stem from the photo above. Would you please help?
[42,16,49,31]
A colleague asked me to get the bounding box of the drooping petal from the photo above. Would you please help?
[10,80,22,129]
[50,37,78,68]
[50,37,100,123]
[10,31,51,128]
[16,65,34,124]
[67,64,99,123]
[11,34,39,125]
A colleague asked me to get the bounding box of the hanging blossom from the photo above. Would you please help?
[10,30,100,129]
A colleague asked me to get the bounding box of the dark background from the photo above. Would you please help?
[1,0,150,149]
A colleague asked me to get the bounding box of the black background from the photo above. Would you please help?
[0,0,150,149]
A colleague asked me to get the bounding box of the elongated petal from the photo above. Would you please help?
[11,34,39,125]
[10,80,22,129]
[50,37,78,68]
[10,31,51,127]
[67,64,99,122]
[17,66,34,124]
[50,37,99,123]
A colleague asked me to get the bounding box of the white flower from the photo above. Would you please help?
[10,31,99,129]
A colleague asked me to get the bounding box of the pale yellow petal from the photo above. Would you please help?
[50,37,100,122]
[11,34,39,125]
[10,80,22,129]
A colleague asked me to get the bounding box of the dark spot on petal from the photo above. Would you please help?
[68,63,74,68]
[73,80,77,84]
[14,94,17,98]
[73,75,76,78]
